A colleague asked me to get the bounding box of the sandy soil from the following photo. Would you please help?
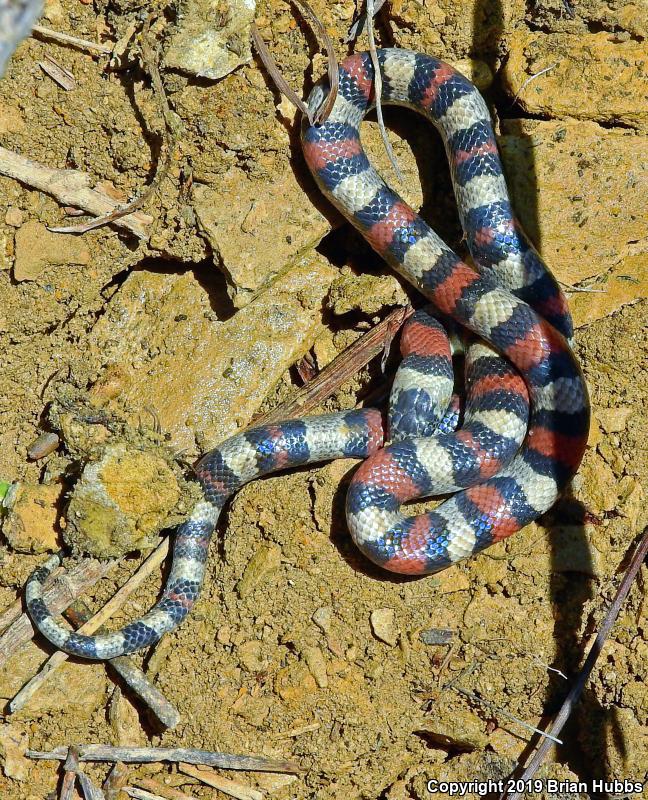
[0,0,646,798]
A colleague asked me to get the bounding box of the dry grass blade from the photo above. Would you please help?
[49,15,176,235]
[502,526,648,800]
[252,304,413,426]
[345,0,388,42]
[252,0,338,125]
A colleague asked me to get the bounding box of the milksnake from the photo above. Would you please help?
[25,49,590,659]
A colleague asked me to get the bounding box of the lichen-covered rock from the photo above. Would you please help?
[327,269,408,317]
[164,0,256,81]
[64,442,181,558]
[503,31,648,131]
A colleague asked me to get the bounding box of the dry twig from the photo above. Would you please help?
[0,556,117,668]
[9,538,170,713]
[103,762,129,800]
[32,23,112,55]
[50,15,177,235]
[451,686,562,744]
[64,599,181,729]
[179,763,263,800]
[251,0,338,125]
[0,146,151,238]
[503,526,648,800]
[27,744,300,774]
[132,778,199,800]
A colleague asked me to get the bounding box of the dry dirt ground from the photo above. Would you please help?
[0,1,647,798]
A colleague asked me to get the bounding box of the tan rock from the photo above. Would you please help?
[503,31,648,130]
[3,482,62,554]
[64,443,181,559]
[88,256,337,452]
[164,0,255,81]
[328,270,408,317]
[13,220,90,282]
[237,640,267,673]
[594,406,633,434]
[370,607,398,646]
[0,723,29,781]
[499,119,648,285]
[0,101,24,134]
[578,453,622,514]
[193,169,329,306]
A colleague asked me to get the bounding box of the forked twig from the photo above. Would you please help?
[502,527,648,800]
[0,146,152,238]
[251,0,338,124]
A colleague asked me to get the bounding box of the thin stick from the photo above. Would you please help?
[61,746,80,800]
[49,15,176,235]
[124,790,168,800]
[0,557,117,669]
[452,686,562,745]
[180,763,263,800]
[503,526,648,800]
[253,304,412,425]
[78,772,107,800]
[345,0,388,42]
[103,762,129,800]
[32,24,112,55]
[133,778,199,800]
[251,0,338,125]
[26,745,301,774]
[64,600,181,729]
[0,146,151,238]
[9,538,170,713]
[365,0,404,182]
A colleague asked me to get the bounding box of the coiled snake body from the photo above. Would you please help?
[26,49,590,659]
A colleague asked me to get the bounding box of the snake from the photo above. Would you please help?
[25,48,590,659]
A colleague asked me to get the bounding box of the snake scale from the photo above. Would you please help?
[26,49,590,659]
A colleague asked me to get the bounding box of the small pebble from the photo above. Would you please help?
[5,207,23,227]
[302,645,328,688]
[420,628,454,646]
[311,606,333,635]
[370,608,398,646]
